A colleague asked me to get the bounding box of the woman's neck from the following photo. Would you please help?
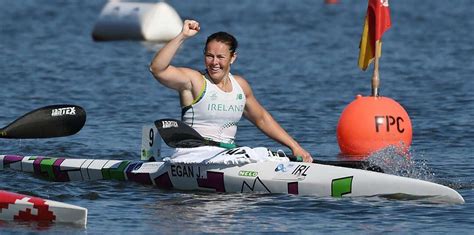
[207,72,231,92]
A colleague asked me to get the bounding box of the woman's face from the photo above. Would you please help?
[204,40,236,81]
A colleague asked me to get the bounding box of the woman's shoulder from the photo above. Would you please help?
[231,74,248,85]
[231,74,252,94]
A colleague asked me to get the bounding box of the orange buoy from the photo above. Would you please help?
[337,95,412,157]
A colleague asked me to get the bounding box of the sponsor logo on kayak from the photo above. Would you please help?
[51,107,76,116]
[240,177,272,193]
[275,164,286,172]
[238,171,258,177]
[275,163,295,172]
[161,120,178,129]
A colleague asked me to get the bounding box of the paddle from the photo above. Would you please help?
[155,119,384,172]
[0,104,86,138]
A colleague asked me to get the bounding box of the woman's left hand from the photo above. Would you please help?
[292,146,313,163]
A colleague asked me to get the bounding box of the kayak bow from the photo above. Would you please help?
[0,190,87,225]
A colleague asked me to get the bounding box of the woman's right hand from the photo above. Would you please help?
[182,19,200,38]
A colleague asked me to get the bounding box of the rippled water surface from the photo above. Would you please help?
[1,0,473,233]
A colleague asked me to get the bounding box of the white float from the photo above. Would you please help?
[92,1,182,41]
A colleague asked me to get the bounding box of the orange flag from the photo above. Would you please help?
[358,0,391,71]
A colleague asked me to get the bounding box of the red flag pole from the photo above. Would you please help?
[371,40,381,97]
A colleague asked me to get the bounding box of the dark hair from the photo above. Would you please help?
[204,32,238,54]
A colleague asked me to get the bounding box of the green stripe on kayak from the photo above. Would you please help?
[102,161,130,181]
[39,158,57,181]
[331,176,353,197]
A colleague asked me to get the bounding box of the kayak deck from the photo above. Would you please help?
[0,155,465,204]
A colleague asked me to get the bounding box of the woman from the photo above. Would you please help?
[149,20,312,162]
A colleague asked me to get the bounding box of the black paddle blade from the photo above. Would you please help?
[0,104,86,139]
[155,119,207,148]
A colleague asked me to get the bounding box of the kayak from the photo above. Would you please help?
[1,110,463,204]
[0,155,465,204]
[0,190,87,225]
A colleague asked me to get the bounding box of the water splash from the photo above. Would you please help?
[365,146,436,182]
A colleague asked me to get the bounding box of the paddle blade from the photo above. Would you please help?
[0,105,86,139]
[155,119,207,148]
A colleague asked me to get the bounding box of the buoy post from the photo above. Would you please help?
[372,40,382,97]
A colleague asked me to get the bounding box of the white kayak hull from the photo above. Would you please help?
[0,155,464,204]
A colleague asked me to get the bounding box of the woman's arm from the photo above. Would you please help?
[149,20,201,91]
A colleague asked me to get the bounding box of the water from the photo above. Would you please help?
[1,0,473,233]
